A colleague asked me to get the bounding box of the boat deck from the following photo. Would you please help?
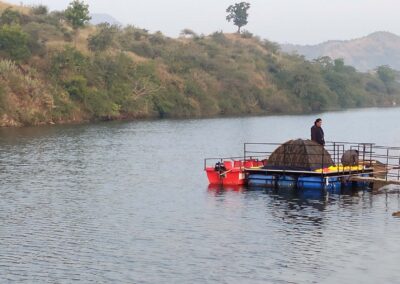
[245,167,374,178]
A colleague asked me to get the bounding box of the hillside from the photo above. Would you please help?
[281,31,400,72]
[0,2,400,127]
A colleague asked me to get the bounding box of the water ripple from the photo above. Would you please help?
[1,111,400,283]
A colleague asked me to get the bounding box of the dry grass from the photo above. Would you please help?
[249,73,270,89]
[45,26,95,55]
[0,1,30,13]
[123,51,148,63]
[46,40,73,53]
[156,64,184,90]
[74,26,96,52]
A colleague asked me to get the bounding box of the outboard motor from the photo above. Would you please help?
[214,162,227,172]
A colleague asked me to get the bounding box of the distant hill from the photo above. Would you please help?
[90,13,121,25]
[281,32,400,71]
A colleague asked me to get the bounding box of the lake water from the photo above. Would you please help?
[1,108,400,283]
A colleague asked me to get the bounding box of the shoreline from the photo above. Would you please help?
[1,105,397,129]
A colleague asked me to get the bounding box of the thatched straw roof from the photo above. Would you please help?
[266,139,334,171]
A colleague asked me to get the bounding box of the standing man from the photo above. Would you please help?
[311,118,325,145]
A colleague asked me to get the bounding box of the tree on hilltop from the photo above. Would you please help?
[65,0,91,44]
[226,2,250,33]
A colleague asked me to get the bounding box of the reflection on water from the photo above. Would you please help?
[207,186,400,283]
[1,108,400,283]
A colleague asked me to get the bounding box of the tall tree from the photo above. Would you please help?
[376,65,396,84]
[226,2,250,33]
[376,65,398,95]
[65,0,91,44]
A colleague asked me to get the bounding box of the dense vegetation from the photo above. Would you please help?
[0,2,399,126]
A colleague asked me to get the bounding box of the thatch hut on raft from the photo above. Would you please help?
[265,139,335,171]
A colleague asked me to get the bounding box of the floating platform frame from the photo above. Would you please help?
[243,141,400,191]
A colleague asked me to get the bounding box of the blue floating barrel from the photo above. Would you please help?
[297,176,323,190]
[298,176,341,192]
[247,174,276,188]
[326,177,341,193]
[277,176,296,189]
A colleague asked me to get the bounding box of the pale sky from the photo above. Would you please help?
[4,0,400,44]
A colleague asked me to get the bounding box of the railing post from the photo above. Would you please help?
[333,142,336,165]
[386,148,389,181]
[321,144,325,188]
[244,143,246,161]
[362,144,366,173]
[283,144,286,176]
[397,154,400,181]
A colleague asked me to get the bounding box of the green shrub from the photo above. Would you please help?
[152,90,175,118]
[261,39,280,54]
[129,41,155,58]
[149,31,166,45]
[64,75,88,101]
[180,29,197,37]
[88,23,119,52]
[211,31,229,46]
[50,46,88,78]
[0,24,31,61]
[85,90,119,118]
[240,30,253,38]
[51,89,75,121]
[0,8,21,25]
[0,84,7,115]
[30,5,48,16]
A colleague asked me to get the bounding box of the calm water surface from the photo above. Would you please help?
[1,108,400,283]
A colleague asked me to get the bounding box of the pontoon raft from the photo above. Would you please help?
[204,139,400,191]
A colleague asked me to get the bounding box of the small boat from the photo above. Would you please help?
[205,159,264,186]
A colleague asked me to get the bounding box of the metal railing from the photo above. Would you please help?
[242,141,400,181]
[204,140,400,183]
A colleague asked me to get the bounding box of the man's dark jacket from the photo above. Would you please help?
[311,125,325,145]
